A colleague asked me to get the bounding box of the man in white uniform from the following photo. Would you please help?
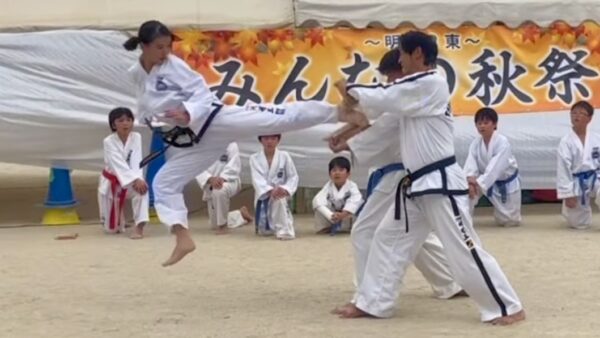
[464,108,521,227]
[335,31,525,325]
[330,50,463,315]
[196,142,253,234]
[98,107,149,238]
[250,135,299,240]
[557,100,600,229]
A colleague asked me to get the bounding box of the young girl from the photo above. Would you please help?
[98,107,149,238]
[125,20,344,266]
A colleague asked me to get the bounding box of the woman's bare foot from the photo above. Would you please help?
[338,304,372,319]
[215,225,229,235]
[488,309,526,326]
[130,223,145,239]
[331,302,354,315]
[162,225,196,267]
[239,206,254,223]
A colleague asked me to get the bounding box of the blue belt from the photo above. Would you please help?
[486,169,519,204]
[255,197,271,234]
[572,170,597,206]
[355,162,404,216]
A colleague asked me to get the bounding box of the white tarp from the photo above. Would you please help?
[0,30,595,189]
[0,0,294,31]
[295,0,600,28]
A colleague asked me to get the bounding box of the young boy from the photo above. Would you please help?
[98,107,149,238]
[312,156,363,235]
[195,142,254,234]
[249,134,299,240]
[464,108,522,227]
[557,100,600,229]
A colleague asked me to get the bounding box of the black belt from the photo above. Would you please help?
[394,156,467,232]
[139,103,223,168]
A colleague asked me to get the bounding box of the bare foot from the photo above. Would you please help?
[130,223,145,240]
[449,290,469,299]
[239,206,254,223]
[162,225,196,267]
[215,225,229,235]
[331,302,354,315]
[338,304,372,319]
[488,309,526,326]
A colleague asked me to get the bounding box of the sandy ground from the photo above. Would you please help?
[2,163,600,337]
[2,204,600,338]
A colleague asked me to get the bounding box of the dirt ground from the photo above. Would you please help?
[1,164,600,338]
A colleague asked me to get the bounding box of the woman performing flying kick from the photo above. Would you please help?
[125,20,350,267]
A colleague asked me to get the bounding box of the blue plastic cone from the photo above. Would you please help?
[42,168,80,225]
[146,130,166,222]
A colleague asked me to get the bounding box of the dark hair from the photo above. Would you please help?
[328,156,351,173]
[258,134,282,141]
[399,31,438,66]
[572,100,594,117]
[123,20,173,51]
[109,107,135,132]
[474,107,498,126]
[378,48,402,74]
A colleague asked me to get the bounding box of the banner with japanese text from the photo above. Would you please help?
[173,22,600,116]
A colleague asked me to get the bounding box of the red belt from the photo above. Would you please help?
[102,170,128,231]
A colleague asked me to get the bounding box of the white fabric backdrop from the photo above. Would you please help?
[0,30,595,189]
[295,0,600,28]
[0,0,293,31]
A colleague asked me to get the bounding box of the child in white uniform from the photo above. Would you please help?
[464,108,521,227]
[557,100,600,229]
[312,156,363,235]
[249,135,299,240]
[98,107,149,238]
[196,142,253,234]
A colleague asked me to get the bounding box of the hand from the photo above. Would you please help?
[564,196,577,209]
[132,179,148,195]
[468,183,478,199]
[270,186,289,200]
[165,107,191,126]
[208,177,225,190]
[328,137,350,153]
[331,211,351,223]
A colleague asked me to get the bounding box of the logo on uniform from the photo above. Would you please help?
[126,150,133,166]
[593,147,599,159]
[277,170,284,178]
[155,76,182,92]
[220,154,228,162]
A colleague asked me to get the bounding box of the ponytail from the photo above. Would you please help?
[123,36,140,51]
[125,20,173,51]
